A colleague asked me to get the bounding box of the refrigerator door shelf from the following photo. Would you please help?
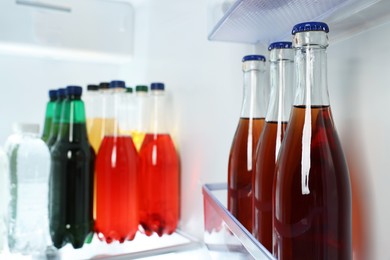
[208,0,389,44]
[202,183,275,260]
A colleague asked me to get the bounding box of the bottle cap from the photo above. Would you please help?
[49,89,58,99]
[242,55,266,62]
[87,84,99,91]
[268,41,293,50]
[110,80,126,89]
[66,86,83,96]
[126,87,133,93]
[136,85,148,92]
[151,82,165,91]
[292,22,329,35]
[58,88,67,99]
[99,82,110,90]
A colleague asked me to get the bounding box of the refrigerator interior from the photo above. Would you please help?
[0,0,389,259]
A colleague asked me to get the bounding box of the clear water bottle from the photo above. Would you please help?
[7,123,51,255]
[0,147,8,252]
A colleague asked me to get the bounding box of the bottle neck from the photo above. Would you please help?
[241,61,267,119]
[266,49,294,122]
[294,40,330,107]
[102,88,126,136]
[148,90,168,134]
[58,96,88,142]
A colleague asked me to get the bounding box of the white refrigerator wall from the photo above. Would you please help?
[0,0,389,259]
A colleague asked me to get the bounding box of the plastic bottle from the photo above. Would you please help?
[273,22,352,259]
[252,42,294,251]
[139,82,180,236]
[0,147,8,252]
[228,55,267,233]
[49,86,95,249]
[133,85,149,151]
[95,80,139,243]
[89,82,113,153]
[119,87,135,136]
[42,90,58,142]
[46,88,67,149]
[7,123,51,255]
[85,84,100,135]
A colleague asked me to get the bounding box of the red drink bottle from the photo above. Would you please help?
[139,82,180,236]
[95,80,139,243]
[273,22,352,260]
[253,42,294,252]
[228,55,268,232]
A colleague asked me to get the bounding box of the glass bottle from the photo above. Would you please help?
[253,42,294,252]
[42,89,58,142]
[273,22,352,259]
[228,55,267,233]
[133,85,149,151]
[7,123,51,255]
[138,82,180,236]
[49,86,95,249]
[95,80,139,243]
[0,147,8,253]
[46,88,67,149]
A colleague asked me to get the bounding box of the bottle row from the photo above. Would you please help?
[0,81,180,256]
[227,22,352,259]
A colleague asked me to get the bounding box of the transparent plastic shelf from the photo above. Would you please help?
[202,183,275,260]
[208,0,388,44]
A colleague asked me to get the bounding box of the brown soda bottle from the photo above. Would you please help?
[228,55,268,233]
[273,22,352,260]
[253,42,294,252]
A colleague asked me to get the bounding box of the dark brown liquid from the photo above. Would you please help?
[253,121,288,252]
[273,105,351,260]
[228,117,265,232]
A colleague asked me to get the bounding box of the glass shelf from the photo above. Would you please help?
[208,0,388,44]
[0,231,205,259]
[202,183,275,260]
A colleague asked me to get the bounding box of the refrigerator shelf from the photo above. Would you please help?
[0,230,205,259]
[208,0,389,44]
[202,183,275,260]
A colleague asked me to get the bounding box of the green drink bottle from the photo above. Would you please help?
[49,86,95,249]
[42,89,58,142]
[46,88,67,148]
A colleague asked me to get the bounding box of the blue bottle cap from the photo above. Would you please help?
[49,89,58,99]
[66,86,83,96]
[292,22,329,35]
[110,80,126,89]
[151,82,165,91]
[242,55,266,62]
[268,41,293,51]
[58,88,67,99]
